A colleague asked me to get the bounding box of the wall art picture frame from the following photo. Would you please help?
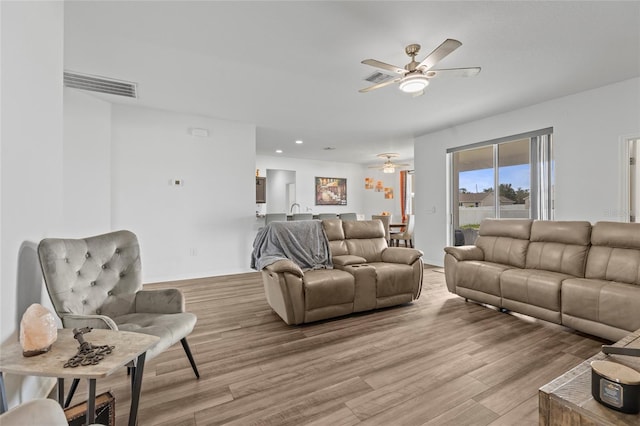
[364,177,374,190]
[315,177,347,205]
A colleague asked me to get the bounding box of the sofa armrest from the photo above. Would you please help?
[61,314,118,330]
[136,288,185,314]
[261,267,305,324]
[263,259,304,278]
[381,247,423,265]
[444,245,484,261]
[333,255,367,266]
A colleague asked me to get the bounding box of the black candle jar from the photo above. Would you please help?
[591,360,640,414]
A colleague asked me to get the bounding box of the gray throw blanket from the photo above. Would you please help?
[251,220,333,271]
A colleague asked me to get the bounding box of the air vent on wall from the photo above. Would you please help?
[364,71,395,84]
[64,71,138,98]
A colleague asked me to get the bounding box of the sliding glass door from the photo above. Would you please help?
[448,129,553,244]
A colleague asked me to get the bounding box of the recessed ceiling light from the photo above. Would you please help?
[295,140,303,144]
[275,149,283,154]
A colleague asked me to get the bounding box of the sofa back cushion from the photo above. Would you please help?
[342,220,387,262]
[525,220,591,277]
[475,219,532,268]
[586,221,640,285]
[322,219,348,256]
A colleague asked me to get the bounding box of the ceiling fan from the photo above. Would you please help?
[369,153,410,174]
[360,39,480,96]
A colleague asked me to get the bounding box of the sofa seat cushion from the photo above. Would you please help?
[500,268,569,311]
[367,262,416,297]
[332,255,367,266]
[499,268,570,324]
[454,260,516,307]
[303,269,354,310]
[455,261,514,296]
[562,278,640,335]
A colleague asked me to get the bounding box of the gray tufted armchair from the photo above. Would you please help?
[37,230,199,404]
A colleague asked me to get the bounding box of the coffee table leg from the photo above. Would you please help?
[0,372,7,414]
[87,378,96,424]
[129,351,147,426]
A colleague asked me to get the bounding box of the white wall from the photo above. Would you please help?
[415,77,640,266]
[265,169,296,214]
[111,105,257,282]
[1,0,64,406]
[256,155,404,220]
[63,88,112,235]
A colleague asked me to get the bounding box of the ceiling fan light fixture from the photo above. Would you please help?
[398,74,429,93]
[383,164,396,173]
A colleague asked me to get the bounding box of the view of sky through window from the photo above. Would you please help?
[459,164,530,193]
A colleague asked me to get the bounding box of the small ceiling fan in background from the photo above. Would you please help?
[360,39,480,96]
[369,153,410,174]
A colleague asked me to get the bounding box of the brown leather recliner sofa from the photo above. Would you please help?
[444,219,640,342]
[261,219,423,324]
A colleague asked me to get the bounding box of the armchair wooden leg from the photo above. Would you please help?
[181,338,200,379]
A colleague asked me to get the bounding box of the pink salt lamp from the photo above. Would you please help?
[20,303,58,357]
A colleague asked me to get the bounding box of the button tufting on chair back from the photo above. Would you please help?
[39,230,142,320]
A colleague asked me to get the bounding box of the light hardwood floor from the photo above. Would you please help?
[70,267,608,425]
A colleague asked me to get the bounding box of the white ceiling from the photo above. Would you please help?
[63,1,640,166]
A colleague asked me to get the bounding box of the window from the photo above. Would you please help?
[448,128,553,244]
[400,170,415,221]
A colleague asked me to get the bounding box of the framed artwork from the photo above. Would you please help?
[315,177,347,205]
[365,177,374,190]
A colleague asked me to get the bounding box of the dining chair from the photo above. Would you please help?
[292,213,313,220]
[318,213,338,220]
[371,215,391,244]
[390,214,415,248]
[265,213,287,225]
[339,213,358,221]
[38,230,200,406]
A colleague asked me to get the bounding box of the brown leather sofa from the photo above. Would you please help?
[444,219,640,342]
[261,219,423,324]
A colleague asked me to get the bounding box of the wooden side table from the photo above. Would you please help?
[0,329,158,426]
[539,329,640,426]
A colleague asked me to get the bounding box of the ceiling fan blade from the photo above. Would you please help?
[359,77,402,93]
[417,38,462,71]
[411,90,425,98]
[426,67,481,78]
[361,59,406,75]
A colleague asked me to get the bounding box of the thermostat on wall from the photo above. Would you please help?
[189,128,209,137]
